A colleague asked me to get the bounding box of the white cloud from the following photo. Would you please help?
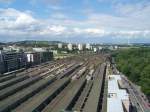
[110,30,150,39]
[115,2,150,18]
[72,27,150,39]
[44,0,61,4]
[0,0,14,3]
[86,6,150,30]
[73,28,105,36]
[50,13,68,19]
[39,25,67,35]
[0,8,150,42]
[0,8,37,30]
[49,5,64,10]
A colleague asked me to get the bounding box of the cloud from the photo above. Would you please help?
[0,0,14,4]
[0,8,69,37]
[49,6,63,10]
[115,1,150,17]
[86,4,150,30]
[97,0,116,3]
[43,0,62,4]
[72,27,150,39]
[0,8,37,31]
[30,0,63,6]
[73,28,105,36]
[0,8,150,42]
[50,13,68,19]
[39,25,67,35]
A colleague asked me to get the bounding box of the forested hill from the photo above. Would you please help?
[7,41,64,47]
[113,48,150,96]
[0,42,5,45]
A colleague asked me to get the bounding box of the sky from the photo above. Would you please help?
[0,0,150,43]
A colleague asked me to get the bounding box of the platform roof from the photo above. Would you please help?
[107,75,129,112]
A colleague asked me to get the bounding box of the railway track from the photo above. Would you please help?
[83,64,106,112]
[44,77,86,112]
[0,55,107,112]
[0,76,56,112]
[13,78,70,112]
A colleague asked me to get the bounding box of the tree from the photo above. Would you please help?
[114,47,150,97]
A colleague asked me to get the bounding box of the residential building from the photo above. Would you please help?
[58,43,63,48]
[68,43,73,51]
[93,48,97,52]
[86,43,90,49]
[78,44,83,50]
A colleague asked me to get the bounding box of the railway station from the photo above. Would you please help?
[0,54,109,112]
[0,51,136,112]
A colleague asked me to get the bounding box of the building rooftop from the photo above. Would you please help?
[107,75,130,112]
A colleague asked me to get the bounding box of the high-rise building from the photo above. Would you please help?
[93,48,97,52]
[78,44,83,50]
[114,46,118,49]
[86,43,90,49]
[58,43,63,49]
[68,43,73,51]
[99,46,102,50]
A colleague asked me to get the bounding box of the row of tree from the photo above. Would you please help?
[113,47,150,96]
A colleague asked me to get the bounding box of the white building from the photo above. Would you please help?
[93,48,97,52]
[51,50,58,55]
[26,53,34,62]
[25,52,41,66]
[33,48,45,52]
[114,46,118,49]
[99,46,102,50]
[107,75,130,112]
[58,43,63,48]
[86,43,90,49]
[108,46,113,50]
[68,43,73,51]
[3,46,20,52]
[78,44,83,50]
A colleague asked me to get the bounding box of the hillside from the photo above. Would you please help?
[0,42,5,45]
[8,41,64,47]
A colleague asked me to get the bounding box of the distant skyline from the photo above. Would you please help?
[0,0,150,43]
